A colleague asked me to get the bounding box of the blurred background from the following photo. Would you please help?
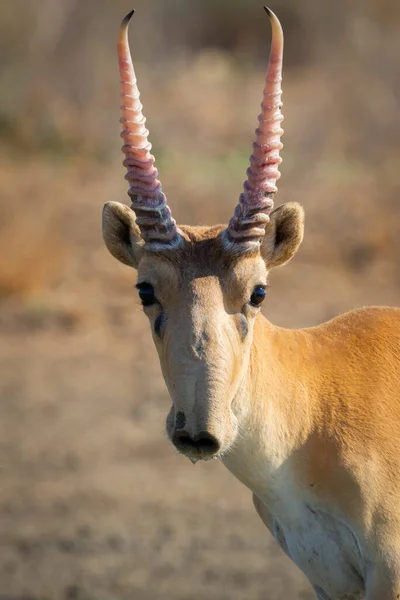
[0,0,399,598]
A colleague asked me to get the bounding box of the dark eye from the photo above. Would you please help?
[136,282,156,306]
[250,285,267,307]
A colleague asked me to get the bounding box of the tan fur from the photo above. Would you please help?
[102,200,400,599]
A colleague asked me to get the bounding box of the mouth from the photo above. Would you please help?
[185,452,220,464]
[172,430,221,460]
[166,406,238,463]
[173,433,241,464]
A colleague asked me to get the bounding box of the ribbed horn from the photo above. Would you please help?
[118,10,181,248]
[225,7,284,248]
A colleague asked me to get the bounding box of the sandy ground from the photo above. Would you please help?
[1,238,398,600]
[0,305,317,600]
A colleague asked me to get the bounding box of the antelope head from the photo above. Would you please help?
[102,8,304,462]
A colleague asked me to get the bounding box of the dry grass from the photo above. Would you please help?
[1,55,399,301]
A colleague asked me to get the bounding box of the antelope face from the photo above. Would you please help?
[137,230,267,460]
[103,203,304,461]
[102,8,304,460]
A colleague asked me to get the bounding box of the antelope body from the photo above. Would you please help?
[102,9,400,599]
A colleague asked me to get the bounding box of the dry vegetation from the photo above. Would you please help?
[0,1,399,598]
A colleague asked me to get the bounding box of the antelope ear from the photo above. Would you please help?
[261,202,304,268]
[102,201,144,269]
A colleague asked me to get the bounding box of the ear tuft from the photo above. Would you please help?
[261,202,304,268]
[102,201,143,269]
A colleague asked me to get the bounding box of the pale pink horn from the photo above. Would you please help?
[226,7,284,248]
[118,10,181,248]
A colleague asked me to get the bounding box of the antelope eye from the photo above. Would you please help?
[250,285,267,307]
[136,282,156,306]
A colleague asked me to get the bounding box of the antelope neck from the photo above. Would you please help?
[222,316,316,498]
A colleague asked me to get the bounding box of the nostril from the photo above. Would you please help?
[197,436,219,453]
[175,411,186,430]
[172,431,220,457]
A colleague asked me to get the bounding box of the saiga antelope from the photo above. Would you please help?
[102,8,400,600]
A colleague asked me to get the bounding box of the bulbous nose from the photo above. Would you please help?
[172,430,221,458]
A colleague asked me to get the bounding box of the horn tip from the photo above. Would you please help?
[122,9,135,27]
[263,6,283,38]
[264,6,278,22]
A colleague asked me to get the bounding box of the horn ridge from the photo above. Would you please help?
[225,7,284,249]
[118,10,181,248]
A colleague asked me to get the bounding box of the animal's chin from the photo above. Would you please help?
[175,432,239,464]
[171,440,223,464]
[185,453,220,465]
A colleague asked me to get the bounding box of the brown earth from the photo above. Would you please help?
[0,156,397,599]
[0,308,316,600]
